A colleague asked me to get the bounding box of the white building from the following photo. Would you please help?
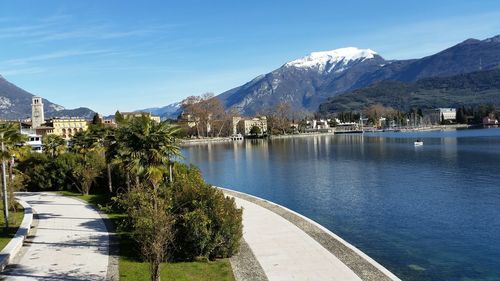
[21,129,43,153]
[423,108,456,124]
[27,134,43,153]
[305,119,332,132]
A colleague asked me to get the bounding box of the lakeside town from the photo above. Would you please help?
[2,2,500,281]
[11,94,500,151]
[1,94,497,281]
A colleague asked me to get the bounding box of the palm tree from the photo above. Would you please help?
[116,116,180,281]
[70,130,96,155]
[117,116,181,190]
[0,123,26,228]
[42,134,66,158]
[88,124,118,193]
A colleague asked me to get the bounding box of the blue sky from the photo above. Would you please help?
[1,0,500,115]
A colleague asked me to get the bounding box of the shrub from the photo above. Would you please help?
[18,153,55,191]
[118,184,174,281]
[169,164,242,261]
[18,152,84,192]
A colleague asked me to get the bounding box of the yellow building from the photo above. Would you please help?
[232,116,268,136]
[46,118,89,139]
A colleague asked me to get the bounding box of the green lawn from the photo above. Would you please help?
[59,191,235,281]
[120,258,234,281]
[0,204,25,251]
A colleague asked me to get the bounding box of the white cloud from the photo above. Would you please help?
[3,49,113,66]
[0,67,46,76]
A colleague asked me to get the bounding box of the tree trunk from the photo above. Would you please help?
[126,172,131,191]
[150,260,161,281]
[217,121,225,137]
[107,163,113,193]
[169,164,173,183]
[8,157,13,182]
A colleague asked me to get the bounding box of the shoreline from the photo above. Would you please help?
[180,137,232,146]
[218,186,401,281]
[180,124,484,145]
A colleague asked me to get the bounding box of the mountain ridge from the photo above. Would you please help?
[318,69,500,113]
[0,75,95,120]
[216,35,500,115]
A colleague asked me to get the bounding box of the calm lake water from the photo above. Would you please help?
[182,128,500,281]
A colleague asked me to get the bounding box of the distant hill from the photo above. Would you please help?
[136,102,182,120]
[357,35,500,84]
[318,69,500,113]
[216,35,500,115]
[0,75,95,119]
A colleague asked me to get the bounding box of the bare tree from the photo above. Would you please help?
[265,102,292,135]
[181,93,226,137]
[363,104,402,127]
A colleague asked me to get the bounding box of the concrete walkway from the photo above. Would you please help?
[231,195,363,281]
[223,188,401,281]
[1,192,110,281]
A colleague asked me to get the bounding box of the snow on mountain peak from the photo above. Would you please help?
[285,47,377,72]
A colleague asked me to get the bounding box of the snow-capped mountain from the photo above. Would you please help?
[285,47,378,73]
[136,102,182,120]
[217,47,387,115]
[0,74,95,119]
[218,35,500,115]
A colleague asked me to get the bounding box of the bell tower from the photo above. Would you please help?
[32,96,45,129]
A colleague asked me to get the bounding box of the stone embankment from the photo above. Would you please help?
[181,137,232,145]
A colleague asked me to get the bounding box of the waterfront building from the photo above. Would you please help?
[232,116,268,136]
[243,116,267,136]
[378,117,387,128]
[334,120,360,132]
[483,114,499,126]
[177,112,197,128]
[305,119,333,132]
[423,108,457,124]
[31,96,45,128]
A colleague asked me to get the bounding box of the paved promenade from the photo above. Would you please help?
[1,192,111,281]
[223,189,400,281]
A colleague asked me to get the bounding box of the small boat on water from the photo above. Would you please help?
[414,139,424,146]
[230,133,244,141]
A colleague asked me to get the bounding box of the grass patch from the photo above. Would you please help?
[120,259,234,281]
[59,191,235,281]
[0,204,25,251]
